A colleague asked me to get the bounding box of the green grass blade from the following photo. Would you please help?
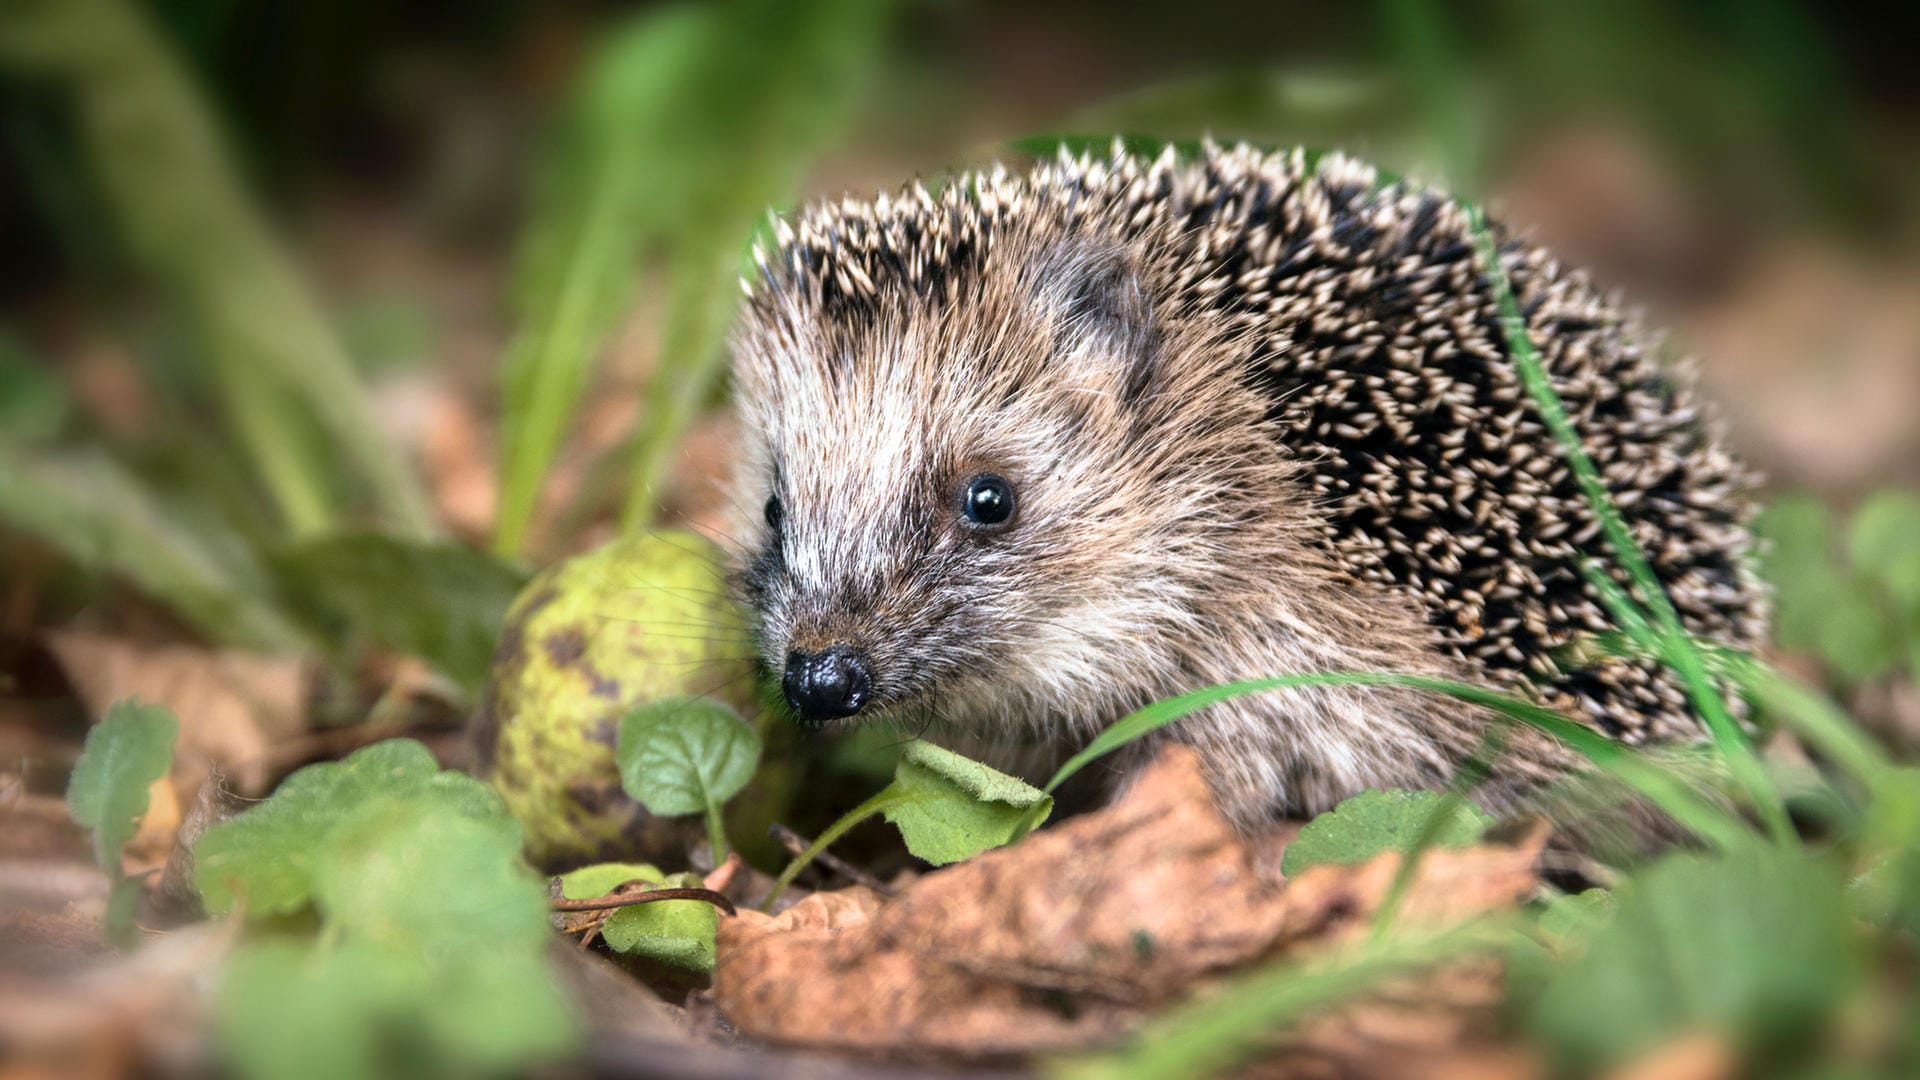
[763,787,906,911]
[1052,919,1514,1080]
[1733,657,1891,789]
[618,234,746,531]
[1379,0,1787,843]
[0,445,309,650]
[1043,672,1751,852]
[490,7,717,557]
[0,0,432,537]
[1371,722,1510,938]
[1464,204,1789,844]
[493,0,889,552]
[618,0,891,528]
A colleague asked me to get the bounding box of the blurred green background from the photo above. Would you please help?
[3,6,1920,1077]
[0,0,1917,738]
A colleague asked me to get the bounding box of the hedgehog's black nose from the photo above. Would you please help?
[782,647,873,723]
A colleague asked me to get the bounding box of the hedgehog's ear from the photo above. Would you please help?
[1031,242,1159,399]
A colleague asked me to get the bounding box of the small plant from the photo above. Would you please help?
[64,699,178,947]
[616,696,764,867]
[192,740,578,1080]
[1278,788,1494,877]
[768,740,1054,906]
[556,862,722,972]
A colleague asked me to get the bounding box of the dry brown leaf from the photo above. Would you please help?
[1691,246,1920,491]
[0,791,93,863]
[718,885,1129,1056]
[122,775,181,873]
[0,918,236,1077]
[714,746,1543,1059]
[421,390,497,541]
[48,631,307,795]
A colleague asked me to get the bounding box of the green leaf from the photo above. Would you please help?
[615,697,761,817]
[1847,491,1920,581]
[1280,789,1494,877]
[218,929,573,1080]
[272,532,529,694]
[558,862,664,900]
[1536,888,1614,942]
[216,939,414,1080]
[1849,491,1920,622]
[1756,493,1911,682]
[882,741,1053,866]
[415,948,579,1071]
[193,739,509,916]
[1809,578,1903,685]
[1757,496,1842,653]
[1854,767,1920,934]
[104,873,145,949]
[599,871,719,972]
[1889,555,1920,630]
[560,863,716,972]
[65,699,178,872]
[313,797,546,954]
[1530,846,1855,1071]
[216,798,575,1080]
[766,740,1055,907]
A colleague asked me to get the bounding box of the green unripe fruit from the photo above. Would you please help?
[475,531,759,870]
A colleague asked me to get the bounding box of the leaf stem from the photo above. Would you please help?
[763,787,909,911]
[704,798,730,870]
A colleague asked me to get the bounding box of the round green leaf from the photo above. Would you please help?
[1848,492,1920,581]
[615,697,760,816]
[1280,789,1494,877]
[599,872,719,972]
[193,738,510,916]
[1813,579,1903,685]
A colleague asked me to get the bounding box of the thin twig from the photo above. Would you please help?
[770,822,897,897]
[551,886,737,916]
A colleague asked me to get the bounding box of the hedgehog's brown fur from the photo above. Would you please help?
[725,142,1765,827]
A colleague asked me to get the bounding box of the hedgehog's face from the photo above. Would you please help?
[730,235,1259,735]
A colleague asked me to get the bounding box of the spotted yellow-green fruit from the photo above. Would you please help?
[475,531,759,870]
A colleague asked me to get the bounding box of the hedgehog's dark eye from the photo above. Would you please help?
[961,474,1015,529]
[764,495,783,532]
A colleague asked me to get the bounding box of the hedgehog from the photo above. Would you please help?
[724,141,1765,828]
